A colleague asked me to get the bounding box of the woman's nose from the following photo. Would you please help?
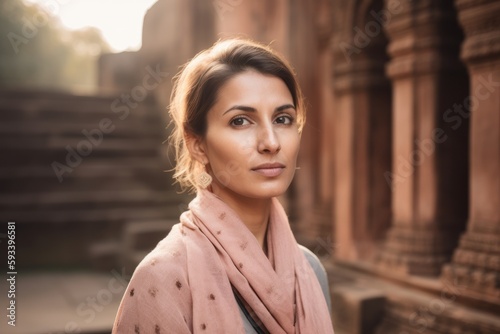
[257,125,281,154]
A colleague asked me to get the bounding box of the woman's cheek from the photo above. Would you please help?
[210,154,244,188]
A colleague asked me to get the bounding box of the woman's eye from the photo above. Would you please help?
[230,117,250,126]
[275,115,293,125]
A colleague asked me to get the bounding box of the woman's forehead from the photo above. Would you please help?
[214,71,293,106]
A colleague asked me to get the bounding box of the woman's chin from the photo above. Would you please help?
[238,185,290,200]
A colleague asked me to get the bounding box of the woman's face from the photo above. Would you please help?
[194,70,301,201]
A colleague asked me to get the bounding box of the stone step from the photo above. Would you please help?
[124,219,177,250]
[122,219,178,273]
[0,89,162,117]
[0,167,174,193]
[0,148,162,167]
[0,89,179,268]
[0,121,165,137]
[0,189,178,207]
[0,206,180,224]
[0,106,161,123]
[88,240,123,271]
[2,177,171,193]
[329,264,500,334]
[89,219,182,273]
[0,149,171,168]
[0,173,172,196]
[0,158,169,178]
[0,136,162,150]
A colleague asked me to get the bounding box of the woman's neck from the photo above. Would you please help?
[211,188,271,250]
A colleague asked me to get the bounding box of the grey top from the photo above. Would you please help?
[238,245,331,333]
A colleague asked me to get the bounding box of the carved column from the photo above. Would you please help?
[289,0,335,246]
[332,0,392,261]
[377,0,469,276]
[442,0,500,300]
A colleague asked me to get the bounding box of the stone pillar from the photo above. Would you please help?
[332,0,392,261]
[377,0,470,276]
[288,0,335,246]
[442,0,500,299]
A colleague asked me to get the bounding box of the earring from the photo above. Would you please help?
[197,167,212,189]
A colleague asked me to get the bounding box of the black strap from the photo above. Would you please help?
[233,289,267,334]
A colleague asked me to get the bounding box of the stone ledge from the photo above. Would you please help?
[328,262,500,334]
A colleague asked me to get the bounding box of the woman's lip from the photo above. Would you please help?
[252,164,285,177]
[252,163,285,169]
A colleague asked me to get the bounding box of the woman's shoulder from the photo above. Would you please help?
[132,223,190,280]
[298,244,332,311]
[113,223,194,333]
[298,244,323,271]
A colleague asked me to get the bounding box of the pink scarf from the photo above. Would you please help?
[113,190,334,333]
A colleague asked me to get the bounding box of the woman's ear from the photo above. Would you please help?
[185,132,208,165]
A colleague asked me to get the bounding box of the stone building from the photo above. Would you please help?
[328,1,499,332]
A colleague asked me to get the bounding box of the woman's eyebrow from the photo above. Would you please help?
[276,104,296,112]
[223,103,296,115]
[223,105,256,115]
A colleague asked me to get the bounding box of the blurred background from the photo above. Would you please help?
[0,0,499,333]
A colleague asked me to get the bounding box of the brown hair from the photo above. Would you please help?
[169,38,305,192]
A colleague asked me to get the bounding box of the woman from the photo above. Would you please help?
[112,39,334,334]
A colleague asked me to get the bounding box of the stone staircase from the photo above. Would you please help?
[0,89,191,269]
